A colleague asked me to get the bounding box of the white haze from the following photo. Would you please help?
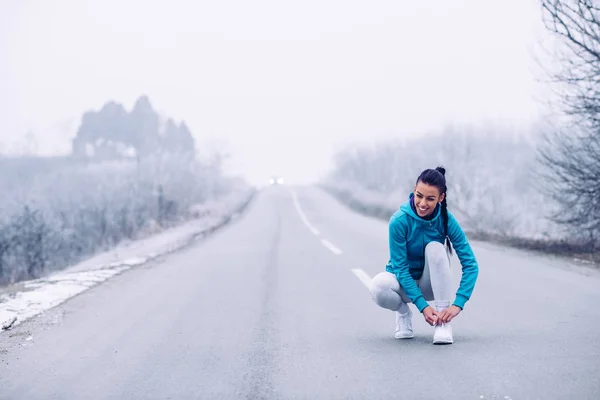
[1,0,548,185]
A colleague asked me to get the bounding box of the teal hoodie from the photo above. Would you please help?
[385,194,479,312]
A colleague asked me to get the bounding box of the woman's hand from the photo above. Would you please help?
[437,305,462,323]
[422,306,439,326]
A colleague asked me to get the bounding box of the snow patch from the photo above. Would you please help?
[1,265,130,329]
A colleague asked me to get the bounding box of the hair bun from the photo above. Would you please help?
[435,166,446,176]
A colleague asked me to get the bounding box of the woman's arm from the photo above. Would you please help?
[447,212,479,309]
[389,216,429,312]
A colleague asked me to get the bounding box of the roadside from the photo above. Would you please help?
[0,189,257,331]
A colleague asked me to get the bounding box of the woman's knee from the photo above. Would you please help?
[425,241,450,269]
[369,272,400,305]
[370,272,398,293]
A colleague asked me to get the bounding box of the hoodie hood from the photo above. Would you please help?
[401,193,442,223]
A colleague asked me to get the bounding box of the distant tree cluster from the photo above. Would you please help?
[326,128,546,239]
[0,97,247,286]
[72,96,195,160]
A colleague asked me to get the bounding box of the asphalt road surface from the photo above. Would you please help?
[1,185,599,400]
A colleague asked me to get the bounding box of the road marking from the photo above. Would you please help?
[290,188,344,255]
[351,268,372,289]
[321,239,343,255]
[290,190,320,236]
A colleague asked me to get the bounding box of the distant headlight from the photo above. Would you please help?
[277,178,284,185]
[269,179,275,185]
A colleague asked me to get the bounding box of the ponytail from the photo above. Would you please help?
[440,196,453,255]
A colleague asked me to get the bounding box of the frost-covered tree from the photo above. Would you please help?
[325,127,547,238]
[538,0,600,251]
[0,117,247,286]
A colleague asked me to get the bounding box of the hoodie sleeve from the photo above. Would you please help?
[447,212,479,309]
[388,216,429,312]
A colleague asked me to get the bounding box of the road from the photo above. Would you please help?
[1,185,599,399]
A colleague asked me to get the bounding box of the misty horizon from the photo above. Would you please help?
[2,0,550,185]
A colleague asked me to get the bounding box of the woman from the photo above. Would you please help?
[369,167,479,344]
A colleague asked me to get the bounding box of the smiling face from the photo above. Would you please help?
[413,181,445,218]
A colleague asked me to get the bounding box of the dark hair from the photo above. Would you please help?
[416,166,453,255]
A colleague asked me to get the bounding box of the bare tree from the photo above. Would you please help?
[538,125,600,250]
[538,0,600,252]
[541,0,600,122]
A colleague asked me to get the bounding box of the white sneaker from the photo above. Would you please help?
[433,323,454,344]
[395,310,414,339]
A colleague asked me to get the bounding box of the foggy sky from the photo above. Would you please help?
[1,0,547,185]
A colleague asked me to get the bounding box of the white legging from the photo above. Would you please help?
[370,241,452,313]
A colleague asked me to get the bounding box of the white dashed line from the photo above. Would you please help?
[290,190,320,236]
[351,268,372,289]
[290,189,344,255]
[320,239,343,255]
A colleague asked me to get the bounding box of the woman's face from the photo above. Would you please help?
[413,182,445,218]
